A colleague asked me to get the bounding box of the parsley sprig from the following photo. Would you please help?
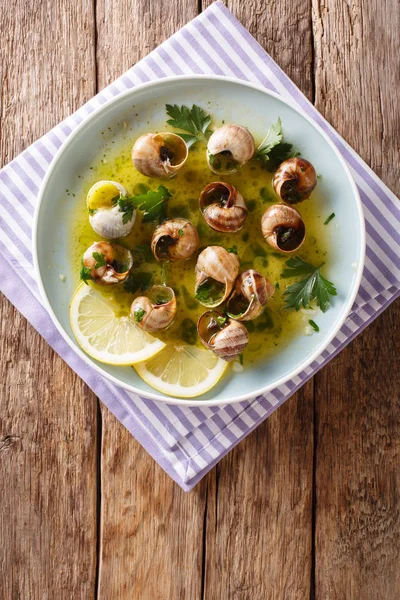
[256,117,297,171]
[281,257,337,313]
[80,260,92,285]
[118,186,172,224]
[166,104,212,147]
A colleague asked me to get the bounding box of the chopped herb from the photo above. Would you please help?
[178,229,184,236]
[88,208,97,215]
[178,318,198,345]
[275,282,280,290]
[80,260,92,285]
[118,186,172,224]
[181,286,198,310]
[227,246,238,255]
[123,272,153,294]
[133,307,146,323]
[110,194,120,206]
[247,199,257,212]
[309,319,320,332]
[242,232,249,242]
[324,212,335,225]
[282,256,337,313]
[92,251,106,269]
[255,310,274,331]
[256,118,297,171]
[317,174,323,180]
[195,279,225,304]
[216,316,227,327]
[165,104,212,147]
[239,354,244,366]
[131,244,154,267]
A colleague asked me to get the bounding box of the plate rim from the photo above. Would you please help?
[32,74,366,407]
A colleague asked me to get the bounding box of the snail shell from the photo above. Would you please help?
[132,132,188,179]
[83,241,133,285]
[151,218,199,262]
[261,204,306,253]
[195,246,240,308]
[207,124,255,175]
[273,158,317,204]
[227,270,275,321]
[87,181,135,239]
[130,286,176,332]
[197,311,249,362]
[199,182,248,233]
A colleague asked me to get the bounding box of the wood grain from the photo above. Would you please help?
[1,1,400,599]
[312,0,400,597]
[95,3,208,599]
[0,1,98,599]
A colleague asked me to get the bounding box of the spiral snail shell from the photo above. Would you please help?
[273,157,317,204]
[130,286,176,332]
[82,241,133,285]
[261,204,306,253]
[195,246,240,308]
[151,218,199,262]
[132,132,188,179]
[207,124,255,175]
[197,311,249,361]
[227,270,275,321]
[199,182,248,233]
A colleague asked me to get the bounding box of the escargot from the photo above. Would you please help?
[130,286,176,332]
[82,241,133,285]
[87,180,135,239]
[132,132,188,178]
[227,270,275,321]
[199,182,248,233]
[261,204,306,253]
[207,124,255,175]
[151,218,199,262]
[194,246,240,308]
[273,157,317,204]
[197,311,249,361]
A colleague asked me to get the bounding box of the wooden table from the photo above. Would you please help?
[1,1,399,598]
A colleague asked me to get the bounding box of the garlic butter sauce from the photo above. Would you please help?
[70,134,330,367]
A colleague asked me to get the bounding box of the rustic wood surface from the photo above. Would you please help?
[0,1,399,599]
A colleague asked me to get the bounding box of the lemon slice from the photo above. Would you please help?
[134,344,228,398]
[70,284,165,365]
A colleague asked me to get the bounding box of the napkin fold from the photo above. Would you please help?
[1,1,399,491]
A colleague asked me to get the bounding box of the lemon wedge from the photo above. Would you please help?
[70,284,165,365]
[134,344,228,398]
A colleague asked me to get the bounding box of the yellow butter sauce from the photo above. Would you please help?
[70,136,329,366]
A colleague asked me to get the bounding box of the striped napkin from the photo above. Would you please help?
[1,1,399,491]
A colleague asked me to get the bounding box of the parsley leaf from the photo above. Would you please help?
[123,272,153,294]
[92,251,106,269]
[256,117,297,171]
[166,104,212,147]
[80,260,92,285]
[178,229,184,236]
[309,319,320,332]
[118,186,172,224]
[195,279,225,305]
[216,316,227,327]
[227,246,238,255]
[282,257,337,313]
[324,212,335,225]
[133,307,146,323]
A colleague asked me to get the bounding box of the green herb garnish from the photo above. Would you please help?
[308,319,320,332]
[123,272,153,294]
[227,246,238,255]
[133,307,146,323]
[178,229,184,236]
[118,186,172,224]
[92,251,106,269]
[239,354,244,365]
[256,117,296,171]
[165,104,212,147]
[195,279,225,305]
[88,208,97,215]
[181,286,198,310]
[80,260,92,285]
[324,212,335,225]
[178,318,198,345]
[282,257,337,313]
[216,316,227,327]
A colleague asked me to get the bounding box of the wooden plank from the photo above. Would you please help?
[312,0,400,597]
[94,3,209,599]
[201,1,315,598]
[0,1,98,598]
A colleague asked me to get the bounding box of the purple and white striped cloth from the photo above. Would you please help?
[1,1,399,491]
